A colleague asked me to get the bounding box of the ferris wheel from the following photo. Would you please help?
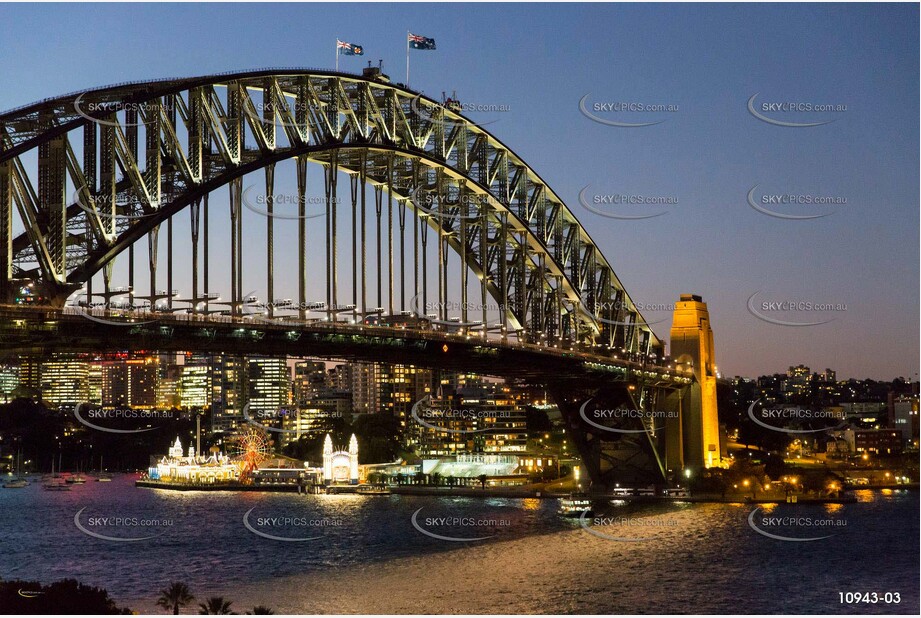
[227,426,272,483]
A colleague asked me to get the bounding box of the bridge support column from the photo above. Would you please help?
[148,225,159,309]
[0,157,11,302]
[325,156,339,317]
[670,294,721,471]
[551,389,604,490]
[663,387,685,476]
[386,157,395,315]
[190,198,200,313]
[229,179,242,315]
[296,157,307,320]
[203,194,210,314]
[265,164,275,318]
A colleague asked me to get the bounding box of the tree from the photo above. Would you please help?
[524,406,553,433]
[157,582,194,615]
[477,474,487,489]
[763,453,786,481]
[247,606,275,615]
[0,578,130,614]
[199,596,235,614]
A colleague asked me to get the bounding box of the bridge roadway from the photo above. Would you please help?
[0,304,690,390]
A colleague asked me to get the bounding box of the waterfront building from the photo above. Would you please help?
[40,354,90,408]
[322,434,359,484]
[888,393,919,448]
[148,436,237,483]
[100,355,158,408]
[247,357,289,411]
[293,360,327,405]
[210,354,245,432]
[379,364,433,426]
[180,363,211,410]
[826,427,904,456]
[411,385,528,457]
[0,364,19,403]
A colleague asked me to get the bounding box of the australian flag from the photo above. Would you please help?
[337,40,364,56]
[408,33,436,50]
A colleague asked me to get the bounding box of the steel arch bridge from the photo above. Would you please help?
[0,67,695,487]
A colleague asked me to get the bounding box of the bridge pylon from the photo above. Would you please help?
[667,294,721,473]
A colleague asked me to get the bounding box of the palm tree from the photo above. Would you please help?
[199,596,235,614]
[247,606,275,615]
[156,582,195,615]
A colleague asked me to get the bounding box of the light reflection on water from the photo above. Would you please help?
[0,475,916,614]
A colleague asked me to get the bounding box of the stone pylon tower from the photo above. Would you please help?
[669,294,721,471]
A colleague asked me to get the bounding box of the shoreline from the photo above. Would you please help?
[131,479,902,503]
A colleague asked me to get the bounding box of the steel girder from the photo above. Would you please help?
[0,69,660,354]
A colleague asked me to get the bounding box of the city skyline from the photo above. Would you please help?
[0,3,917,380]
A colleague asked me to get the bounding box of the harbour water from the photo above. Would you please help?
[0,475,917,614]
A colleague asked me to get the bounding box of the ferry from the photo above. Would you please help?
[356,484,392,495]
[559,493,593,517]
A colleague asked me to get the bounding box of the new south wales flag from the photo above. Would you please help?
[337,40,364,56]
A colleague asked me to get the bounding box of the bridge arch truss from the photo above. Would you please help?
[0,68,660,356]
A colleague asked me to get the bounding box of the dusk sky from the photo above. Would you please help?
[1,3,917,380]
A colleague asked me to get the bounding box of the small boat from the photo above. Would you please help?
[4,451,29,488]
[43,456,71,491]
[560,493,593,517]
[43,478,71,491]
[96,457,112,481]
[66,474,87,485]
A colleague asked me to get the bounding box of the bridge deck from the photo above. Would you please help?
[0,304,690,389]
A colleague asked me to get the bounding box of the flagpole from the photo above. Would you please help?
[405,31,410,85]
[336,39,339,72]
